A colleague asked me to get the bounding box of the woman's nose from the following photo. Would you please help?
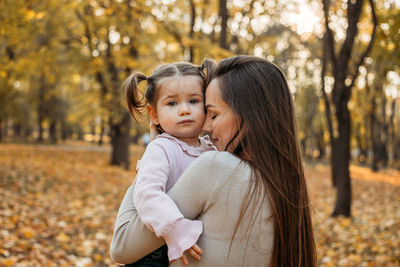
[202,115,212,134]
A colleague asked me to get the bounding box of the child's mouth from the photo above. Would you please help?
[179,120,193,124]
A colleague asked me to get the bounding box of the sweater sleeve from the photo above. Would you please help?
[110,151,228,264]
[133,141,202,260]
[167,151,221,219]
[110,185,164,264]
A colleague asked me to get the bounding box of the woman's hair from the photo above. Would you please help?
[212,55,316,266]
[125,59,216,122]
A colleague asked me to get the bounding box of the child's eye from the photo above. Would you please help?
[167,101,177,106]
[190,99,199,104]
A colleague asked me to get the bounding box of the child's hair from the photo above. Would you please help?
[125,59,216,122]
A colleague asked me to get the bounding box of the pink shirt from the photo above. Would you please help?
[133,133,215,260]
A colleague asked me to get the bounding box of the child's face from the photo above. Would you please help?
[148,75,205,146]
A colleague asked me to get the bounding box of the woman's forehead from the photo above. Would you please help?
[205,79,224,107]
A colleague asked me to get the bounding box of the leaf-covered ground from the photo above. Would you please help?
[0,144,399,266]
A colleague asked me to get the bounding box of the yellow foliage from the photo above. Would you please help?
[21,227,35,238]
[56,233,70,242]
[72,199,83,208]
[105,8,113,15]
[36,12,46,19]
[1,144,399,266]
[387,42,395,51]
[93,253,103,261]
[72,74,81,84]
[0,257,18,266]
[25,10,36,21]
[347,253,362,264]
[339,218,351,227]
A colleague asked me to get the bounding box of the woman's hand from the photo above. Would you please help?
[171,244,202,265]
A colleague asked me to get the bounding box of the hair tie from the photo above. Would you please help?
[198,64,205,71]
[198,64,206,81]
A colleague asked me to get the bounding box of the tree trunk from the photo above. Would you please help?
[0,119,3,142]
[188,0,196,62]
[4,118,8,138]
[106,34,131,169]
[332,104,352,216]
[381,96,389,167]
[369,82,389,171]
[316,125,326,159]
[14,122,22,137]
[320,32,336,185]
[49,120,57,144]
[61,121,68,140]
[322,0,377,217]
[369,95,379,171]
[98,118,105,146]
[91,120,96,144]
[355,133,367,164]
[331,75,353,216]
[77,126,84,141]
[37,74,46,142]
[219,0,228,50]
[24,124,32,138]
[110,111,131,170]
[389,99,399,168]
[38,115,44,142]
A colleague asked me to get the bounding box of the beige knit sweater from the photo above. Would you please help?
[110,151,274,266]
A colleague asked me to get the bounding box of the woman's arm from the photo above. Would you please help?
[110,185,164,264]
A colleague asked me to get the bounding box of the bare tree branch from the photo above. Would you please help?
[75,8,95,53]
[337,0,363,76]
[241,0,257,18]
[348,0,378,90]
[149,13,184,52]
[322,0,337,69]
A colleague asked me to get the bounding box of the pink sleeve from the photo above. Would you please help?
[133,141,202,260]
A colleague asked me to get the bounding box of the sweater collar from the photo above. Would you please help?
[157,133,215,156]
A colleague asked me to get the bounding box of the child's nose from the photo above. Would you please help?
[178,103,190,115]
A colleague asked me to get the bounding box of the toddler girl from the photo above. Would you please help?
[123,60,216,266]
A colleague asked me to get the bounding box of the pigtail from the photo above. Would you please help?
[124,72,148,122]
[199,58,217,90]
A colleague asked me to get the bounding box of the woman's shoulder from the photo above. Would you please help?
[198,150,238,160]
[194,151,247,172]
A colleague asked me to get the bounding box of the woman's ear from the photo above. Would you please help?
[147,105,159,125]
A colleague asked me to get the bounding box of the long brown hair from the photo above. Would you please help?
[124,60,216,122]
[212,55,316,266]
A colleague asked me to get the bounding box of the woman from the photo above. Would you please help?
[110,55,317,266]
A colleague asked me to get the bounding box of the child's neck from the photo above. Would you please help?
[177,136,200,147]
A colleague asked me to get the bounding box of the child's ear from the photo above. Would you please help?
[147,105,159,125]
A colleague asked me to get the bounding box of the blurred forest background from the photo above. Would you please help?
[1,0,399,266]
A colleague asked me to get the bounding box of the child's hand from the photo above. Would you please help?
[172,244,202,265]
